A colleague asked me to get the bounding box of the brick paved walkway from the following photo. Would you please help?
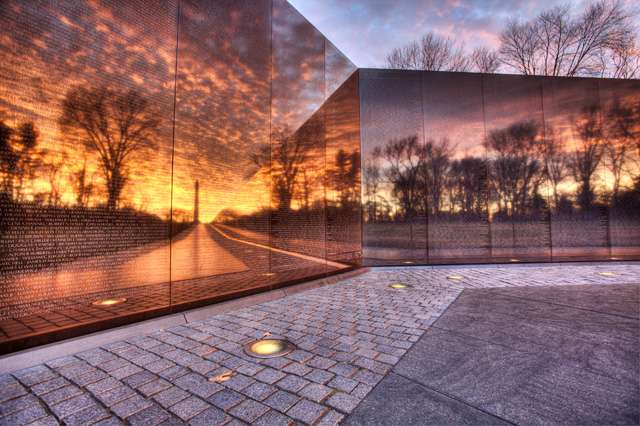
[1,263,638,426]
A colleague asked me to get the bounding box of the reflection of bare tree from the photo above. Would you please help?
[376,135,424,222]
[59,86,159,210]
[254,122,322,212]
[330,149,360,207]
[72,161,95,209]
[363,148,382,222]
[424,137,454,216]
[449,157,487,216]
[544,126,569,210]
[486,120,545,215]
[606,99,640,203]
[0,119,43,202]
[569,105,604,209]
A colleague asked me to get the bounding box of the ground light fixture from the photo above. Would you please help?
[447,276,468,280]
[92,298,127,306]
[389,284,412,289]
[597,272,621,276]
[262,272,276,276]
[509,259,519,262]
[244,338,295,358]
[403,261,415,264]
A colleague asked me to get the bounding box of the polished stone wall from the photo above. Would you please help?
[0,0,360,352]
[360,69,640,266]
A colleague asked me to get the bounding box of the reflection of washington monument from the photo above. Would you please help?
[194,180,199,223]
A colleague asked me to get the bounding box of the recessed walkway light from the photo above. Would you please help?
[262,273,276,276]
[244,339,295,358]
[403,261,415,264]
[610,257,621,260]
[447,276,468,280]
[92,298,127,306]
[389,284,412,289]
[509,259,519,262]
[597,272,621,276]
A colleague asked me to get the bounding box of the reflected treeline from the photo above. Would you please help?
[0,85,176,274]
[363,100,640,224]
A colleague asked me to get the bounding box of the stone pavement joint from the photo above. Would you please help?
[0,263,637,425]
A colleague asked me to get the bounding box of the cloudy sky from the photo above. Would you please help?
[288,0,636,67]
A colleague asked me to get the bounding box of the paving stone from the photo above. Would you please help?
[71,369,109,387]
[25,414,59,426]
[94,417,127,426]
[240,382,277,402]
[327,376,359,393]
[264,390,299,413]
[122,371,157,389]
[189,360,220,376]
[258,357,290,371]
[98,359,129,373]
[326,391,360,413]
[252,409,293,426]
[0,384,28,402]
[0,404,47,425]
[235,362,265,377]
[167,396,209,421]
[16,370,58,387]
[130,354,161,367]
[285,350,314,364]
[49,394,95,419]
[304,369,335,385]
[328,363,358,378]
[171,373,205,391]
[157,366,188,381]
[95,385,136,407]
[0,394,38,416]
[306,356,337,370]
[352,369,383,387]
[253,368,286,385]
[12,365,49,378]
[228,399,270,423]
[137,379,172,398]
[275,375,309,393]
[204,351,231,363]
[218,374,252,393]
[350,383,373,399]
[123,404,171,426]
[152,387,190,409]
[31,377,70,396]
[206,388,245,411]
[281,362,312,377]
[299,383,334,403]
[110,394,153,419]
[188,407,230,426]
[75,377,117,396]
[219,356,248,370]
[189,381,224,400]
[286,399,328,425]
[144,360,175,375]
[40,385,83,406]
[45,357,78,369]
[58,364,95,380]
[61,404,110,426]
[316,409,345,426]
[374,353,400,365]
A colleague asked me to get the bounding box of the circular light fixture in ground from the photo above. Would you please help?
[389,284,412,289]
[597,272,621,276]
[244,339,295,358]
[610,257,621,260]
[509,259,519,262]
[447,276,468,280]
[262,273,276,276]
[92,298,127,306]
[403,261,415,264]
